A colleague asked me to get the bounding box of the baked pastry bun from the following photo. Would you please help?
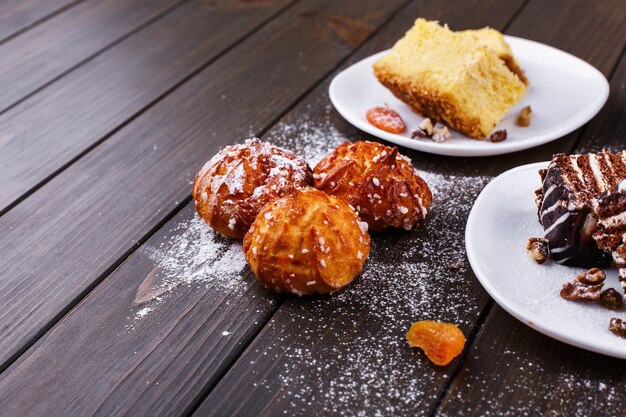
[192,138,312,239]
[313,141,431,231]
[243,188,370,295]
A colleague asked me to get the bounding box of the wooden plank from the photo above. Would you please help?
[198,1,626,415]
[0,0,294,215]
[192,1,532,416]
[436,44,626,417]
[436,305,626,417]
[0,204,283,417]
[0,0,408,414]
[0,0,184,113]
[0,0,80,43]
[576,51,626,153]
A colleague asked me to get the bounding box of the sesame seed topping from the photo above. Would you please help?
[320,259,327,267]
[306,281,316,286]
[372,178,380,187]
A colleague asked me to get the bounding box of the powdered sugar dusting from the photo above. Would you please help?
[266,110,346,167]
[438,341,622,416]
[241,172,492,416]
[130,214,247,323]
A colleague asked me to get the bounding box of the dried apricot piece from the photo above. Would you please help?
[406,320,466,366]
[366,106,406,133]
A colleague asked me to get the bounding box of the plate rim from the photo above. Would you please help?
[465,162,626,359]
[329,35,610,157]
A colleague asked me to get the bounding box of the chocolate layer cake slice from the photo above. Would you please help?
[593,179,626,290]
[536,151,626,266]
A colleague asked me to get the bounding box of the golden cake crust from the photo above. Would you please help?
[374,68,485,139]
[192,138,312,240]
[372,19,527,139]
[313,141,432,231]
[243,188,370,295]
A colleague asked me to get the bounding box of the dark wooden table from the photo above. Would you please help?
[0,0,625,415]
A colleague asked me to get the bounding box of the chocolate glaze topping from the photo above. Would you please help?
[536,151,626,267]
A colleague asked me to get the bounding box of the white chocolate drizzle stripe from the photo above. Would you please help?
[543,212,571,237]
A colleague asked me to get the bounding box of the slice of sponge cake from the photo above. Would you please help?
[460,27,528,85]
[373,19,527,139]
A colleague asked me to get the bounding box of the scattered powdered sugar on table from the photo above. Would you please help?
[147,215,246,290]
[243,171,493,416]
[267,108,347,167]
[129,214,247,324]
[134,306,153,319]
[438,344,622,417]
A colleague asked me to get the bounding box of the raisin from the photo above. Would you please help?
[406,320,466,366]
[366,107,406,134]
[489,129,507,142]
[609,317,626,339]
[598,288,623,310]
[411,129,428,139]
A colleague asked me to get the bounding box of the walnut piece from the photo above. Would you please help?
[609,317,626,339]
[579,268,606,285]
[432,125,452,143]
[517,106,532,127]
[525,237,549,264]
[560,268,606,301]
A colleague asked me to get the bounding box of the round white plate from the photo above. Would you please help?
[466,162,626,359]
[329,36,609,157]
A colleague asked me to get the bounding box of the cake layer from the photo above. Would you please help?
[593,180,626,289]
[536,151,626,267]
[460,28,528,85]
[373,19,527,139]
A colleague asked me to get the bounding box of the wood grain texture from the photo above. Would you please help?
[576,51,626,153]
[436,306,626,417]
[0,205,283,417]
[0,0,293,215]
[194,1,530,415]
[434,1,626,415]
[0,0,184,113]
[0,0,80,42]
[0,0,407,415]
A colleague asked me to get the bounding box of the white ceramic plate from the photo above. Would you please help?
[466,162,626,359]
[329,36,609,157]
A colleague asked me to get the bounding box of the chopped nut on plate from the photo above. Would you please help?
[609,317,626,339]
[579,267,606,285]
[560,268,605,301]
[411,118,434,139]
[598,288,623,310]
[488,129,507,142]
[431,125,451,142]
[517,105,532,127]
[525,237,549,264]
